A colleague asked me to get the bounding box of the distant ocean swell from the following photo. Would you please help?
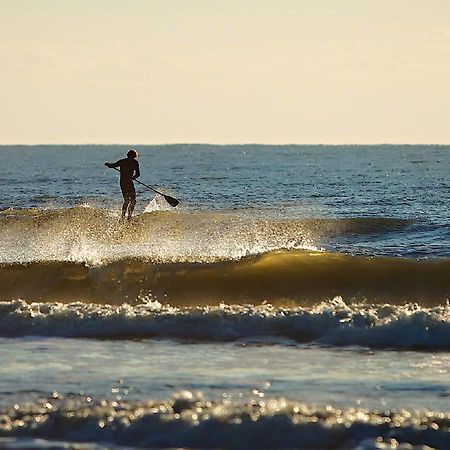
[0,392,449,450]
[1,250,450,304]
[1,299,449,349]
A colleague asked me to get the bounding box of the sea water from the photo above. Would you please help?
[0,145,449,449]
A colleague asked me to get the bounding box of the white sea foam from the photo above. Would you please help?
[144,195,175,212]
[0,391,448,449]
[0,206,320,265]
[0,298,448,349]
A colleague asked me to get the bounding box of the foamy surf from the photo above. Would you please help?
[0,206,416,265]
[1,299,448,349]
[0,206,320,265]
[0,391,448,450]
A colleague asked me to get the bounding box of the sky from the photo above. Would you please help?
[0,0,449,144]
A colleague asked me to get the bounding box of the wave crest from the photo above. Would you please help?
[0,206,412,264]
[1,299,449,349]
[1,249,450,304]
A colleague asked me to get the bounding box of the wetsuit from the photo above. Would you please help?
[109,157,140,219]
[111,158,140,201]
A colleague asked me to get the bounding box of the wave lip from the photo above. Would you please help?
[0,392,449,450]
[1,299,449,350]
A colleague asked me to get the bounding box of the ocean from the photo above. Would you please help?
[0,144,449,450]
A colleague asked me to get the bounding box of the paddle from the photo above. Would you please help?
[110,167,179,207]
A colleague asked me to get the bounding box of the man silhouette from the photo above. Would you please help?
[105,149,140,220]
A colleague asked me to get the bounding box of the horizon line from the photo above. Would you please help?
[0,142,449,147]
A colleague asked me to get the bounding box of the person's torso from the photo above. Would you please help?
[118,158,138,181]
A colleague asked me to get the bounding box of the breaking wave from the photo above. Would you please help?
[1,298,449,349]
[1,250,450,304]
[0,206,447,305]
[0,391,448,449]
[0,205,412,264]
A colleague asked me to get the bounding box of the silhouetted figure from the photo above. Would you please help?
[105,149,140,220]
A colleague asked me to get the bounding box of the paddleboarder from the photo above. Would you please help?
[105,149,140,220]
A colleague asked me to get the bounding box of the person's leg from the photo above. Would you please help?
[121,199,129,220]
[121,181,136,220]
[127,198,136,219]
[126,186,137,220]
[121,181,132,220]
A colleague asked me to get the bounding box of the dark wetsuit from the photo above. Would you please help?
[109,157,140,219]
[111,158,140,201]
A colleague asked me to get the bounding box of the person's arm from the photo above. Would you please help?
[133,161,140,179]
[105,160,122,168]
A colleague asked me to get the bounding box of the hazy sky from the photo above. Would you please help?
[1,0,449,144]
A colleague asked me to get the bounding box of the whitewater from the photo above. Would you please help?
[0,144,449,449]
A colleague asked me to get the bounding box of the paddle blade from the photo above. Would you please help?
[164,195,179,207]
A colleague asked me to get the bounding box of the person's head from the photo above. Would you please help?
[127,149,138,159]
